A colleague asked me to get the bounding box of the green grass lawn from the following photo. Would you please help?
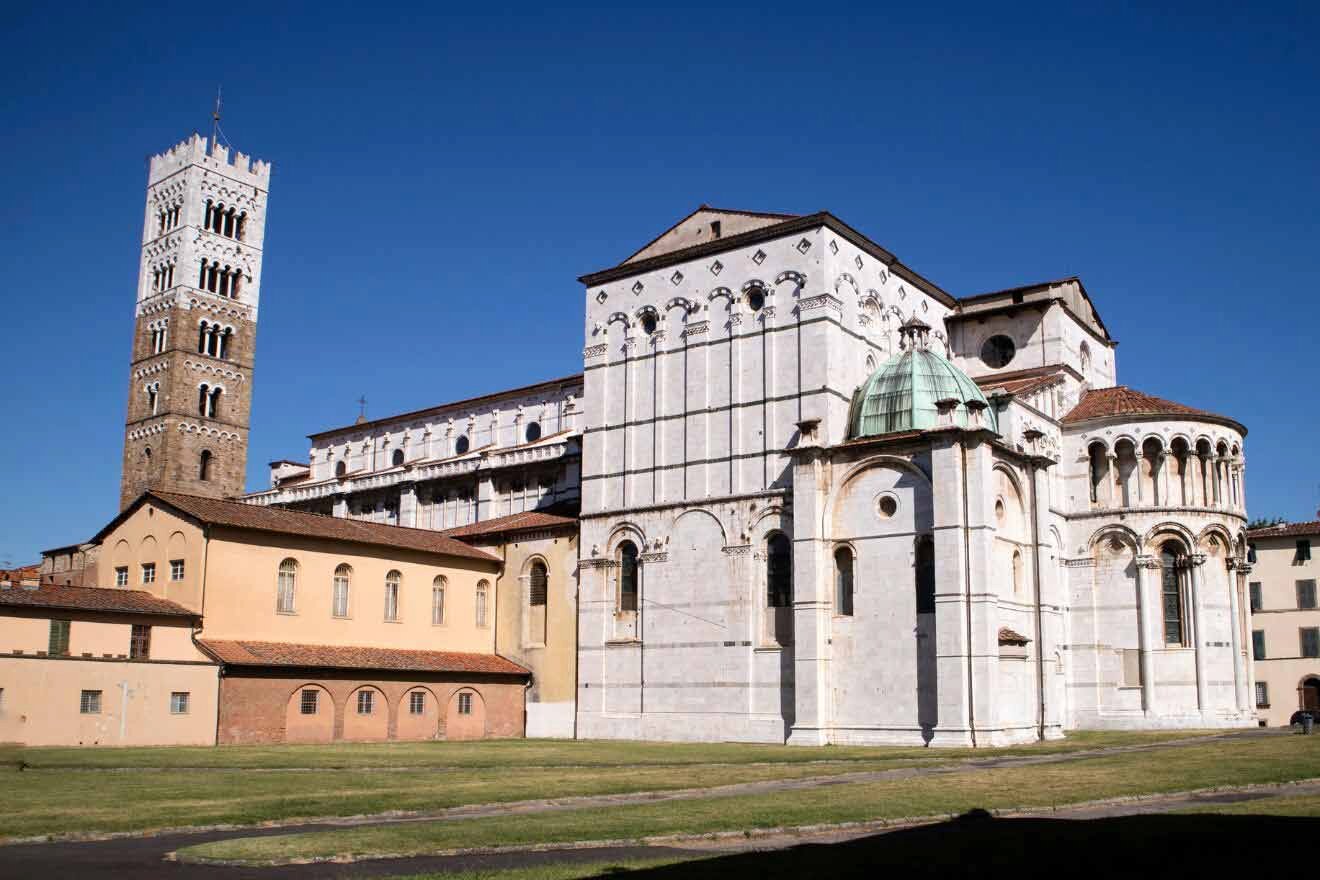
[0,729,1212,840]
[178,733,1320,866]
[1173,791,1320,817]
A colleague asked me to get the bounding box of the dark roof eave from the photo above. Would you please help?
[579,212,957,308]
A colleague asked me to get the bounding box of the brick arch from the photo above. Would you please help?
[396,685,442,741]
[284,683,334,743]
[445,688,487,740]
[343,685,389,741]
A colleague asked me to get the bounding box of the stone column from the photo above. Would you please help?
[1105,454,1117,508]
[1189,554,1208,715]
[1156,452,1170,507]
[1135,555,1161,715]
[788,427,829,745]
[398,482,417,529]
[1226,561,1248,713]
[331,493,348,519]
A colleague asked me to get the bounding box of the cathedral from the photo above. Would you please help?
[19,135,1256,747]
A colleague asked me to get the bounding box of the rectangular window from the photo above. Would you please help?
[457,691,472,715]
[141,562,155,584]
[1162,564,1184,646]
[1298,580,1317,610]
[48,619,70,656]
[129,625,151,660]
[1252,630,1266,661]
[432,584,445,625]
[170,692,190,714]
[384,583,399,622]
[1248,543,1258,564]
[115,566,128,587]
[409,691,425,715]
[333,577,349,618]
[1256,681,1269,708]
[1297,540,1312,563]
[357,690,374,715]
[300,689,318,715]
[170,559,185,581]
[1249,582,1263,613]
[80,689,102,714]
[1302,627,1320,659]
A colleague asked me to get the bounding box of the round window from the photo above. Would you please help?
[877,495,898,518]
[747,288,766,312]
[981,335,1016,368]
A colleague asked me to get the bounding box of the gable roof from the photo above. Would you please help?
[95,492,500,564]
[441,510,578,541]
[954,276,1112,343]
[974,366,1070,398]
[1246,521,1320,540]
[0,583,197,618]
[620,205,801,265]
[579,210,957,308]
[1061,386,1245,434]
[198,639,528,676]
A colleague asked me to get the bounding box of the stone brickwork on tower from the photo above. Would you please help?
[120,134,271,508]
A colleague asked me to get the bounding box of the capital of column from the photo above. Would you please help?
[1135,555,1162,569]
[1187,553,1207,568]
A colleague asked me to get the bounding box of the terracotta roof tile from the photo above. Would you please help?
[0,583,197,617]
[198,639,528,676]
[102,492,500,565]
[1061,386,1236,427]
[976,372,1067,397]
[1246,521,1320,539]
[0,564,41,584]
[441,510,578,540]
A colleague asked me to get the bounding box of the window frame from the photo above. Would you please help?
[616,541,639,614]
[1301,627,1320,659]
[114,566,128,587]
[432,576,446,625]
[276,558,298,614]
[1297,539,1312,563]
[79,689,102,715]
[457,691,473,715]
[170,691,190,715]
[1160,545,1187,647]
[834,546,854,617]
[356,689,375,715]
[409,691,426,715]
[332,564,352,618]
[1255,681,1269,708]
[141,562,156,585]
[1252,629,1266,661]
[300,688,319,715]
[1249,581,1263,613]
[1297,579,1317,610]
[48,619,71,656]
[384,570,401,622]
[169,559,185,581]
[475,581,489,628]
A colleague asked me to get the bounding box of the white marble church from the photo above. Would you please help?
[256,205,1255,746]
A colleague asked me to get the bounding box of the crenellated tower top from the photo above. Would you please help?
[148,133,272,189]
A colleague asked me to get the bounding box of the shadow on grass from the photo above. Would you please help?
[620,811,1316,878]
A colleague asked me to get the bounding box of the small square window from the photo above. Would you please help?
[457,691,472,715]
[1255,681,1269,708]
[357,690,375,715]
[170,559,185,581]
[300,689,319,715]
[141,563,156,585]
[1297,540,1312,563]
[80,689,102,714]
[115,567,128,587]
[409,691,426,715]
[170,692,190,714]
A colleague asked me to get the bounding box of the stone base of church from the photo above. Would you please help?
[577,711,790,744]
[525,700,576,738]
[1069,711,1258,731]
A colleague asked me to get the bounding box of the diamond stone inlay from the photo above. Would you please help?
[632,281,644,295]
[752,249,767,265]
[796,237,812,254]
[670,270,683,285]
[710,259,724,275]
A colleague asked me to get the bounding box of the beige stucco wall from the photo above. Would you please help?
[0,608,209,662]
[197,525,500,653]
[0,655,217,746]
[1247,533,1320,726]
[101,503,206,609]
[489,529,578,737]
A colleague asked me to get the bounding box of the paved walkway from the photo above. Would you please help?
[0,730,1303,879]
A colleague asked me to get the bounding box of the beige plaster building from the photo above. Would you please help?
[0,581,216,746]
[1245,520,1320,726]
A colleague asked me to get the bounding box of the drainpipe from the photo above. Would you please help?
[960,440,977,748]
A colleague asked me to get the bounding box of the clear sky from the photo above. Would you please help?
[2,2,1317,565]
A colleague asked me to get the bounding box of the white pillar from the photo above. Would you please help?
[1135,555,1160,715]
[399,482,418,529]
[1227,562,1248,713]
[1189,555,1208,715]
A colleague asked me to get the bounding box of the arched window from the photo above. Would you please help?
[525,421,542,443]
[208,387,222,418]
[335,460,347,478]
[198,449,212,482]
[1088,442,1108,506]
[392,448,405,467]
[146,383,158,415]
[198,384,210,416]
[834,546,854,616]
[475,580,489,627]
[915,535,936,614]
[640,312,658,335]
[143,446,152,463]
[1012,549,1024,595]
[432,576,446,625]
[747,286,766,312]
[218,327,232,360]
[617,541,639,612]
[1161,543,1186,646]
[1079,341,1092,375]
[276,558,297,613]
[455,434,470,455]
[332,564,351,618]
[529,559,548,645]
[767,534,792,608]
[384,570,401,622]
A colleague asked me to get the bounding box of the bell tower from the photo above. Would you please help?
[119,134,272,508]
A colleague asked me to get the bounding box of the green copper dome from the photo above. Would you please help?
[848,319,998,439]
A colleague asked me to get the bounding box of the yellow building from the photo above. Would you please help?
[8,491,531,746]
[1245,520,1320,726]
[0,581,216,746]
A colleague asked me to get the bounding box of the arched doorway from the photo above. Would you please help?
[285,684,334,743]
[445,688,486,740]
[396,687,441,740]
[1302,677,1320,713]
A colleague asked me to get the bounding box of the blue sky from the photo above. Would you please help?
[2,2,1316,564]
